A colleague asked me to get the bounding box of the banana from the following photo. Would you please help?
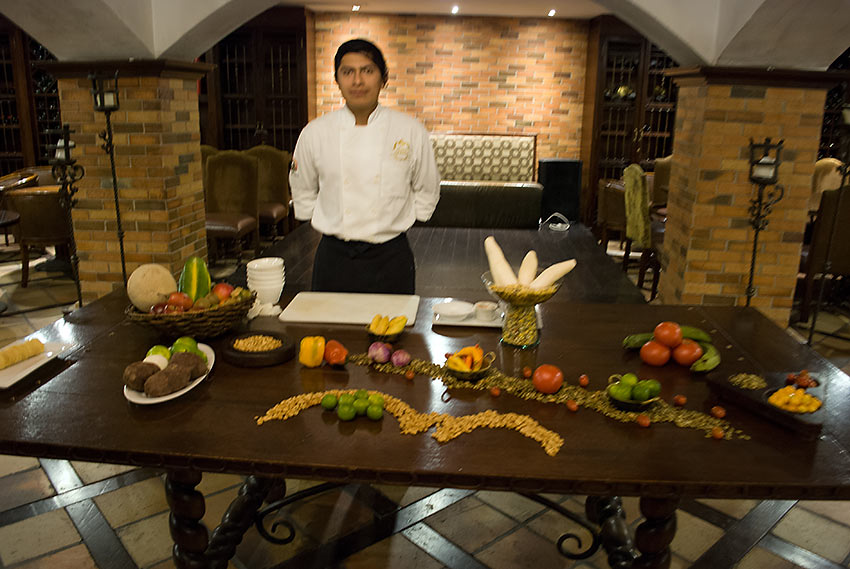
[376,316,390,335]
[386,315,407,335]
[690,342,720,372]
[623,332,654,349]
[369,314,384,334]
[680,325,712,343]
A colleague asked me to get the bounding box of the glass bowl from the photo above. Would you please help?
[481,271,562,348]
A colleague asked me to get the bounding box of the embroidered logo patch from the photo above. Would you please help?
[290,159,298,173]
[392,140,410,161]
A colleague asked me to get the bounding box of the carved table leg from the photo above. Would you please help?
[585,496,638,569]
[205,476,276,569]
[166,469,209,569]
[633,497,679,569]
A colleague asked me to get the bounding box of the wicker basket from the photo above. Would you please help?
[124,292,256,339]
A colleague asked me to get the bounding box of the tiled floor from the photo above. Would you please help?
[2,240,850,569]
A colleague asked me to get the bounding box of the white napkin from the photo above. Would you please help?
[247,300,282,319]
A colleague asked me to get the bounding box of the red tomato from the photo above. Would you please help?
[405,370,415,380]
[636,414,651,428]
[672,339,704,366]
[532,364,564,394]
[522,366,532,378]
[711,427,725,440]
[654,321,683,347]
[578,374,590,387]
[490,387,501,397]
[673,394,687,407]
[640,340,671,366]
[566,399,578,412]
[168,291,194,310]
[710,405,726,419]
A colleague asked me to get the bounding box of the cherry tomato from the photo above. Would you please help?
[710,405,726,418]
[566,399,578,412]
[522,366,532,378]
[673,394,687,407]
[640,340,671,366]
[405,370,415,380]
[654,321,683,348]
[489,387,501,397]
[578,374,590,387]
[672,339,703,366]
[711,427,725,440]
[532,364,564,394]
[636,414,651,428]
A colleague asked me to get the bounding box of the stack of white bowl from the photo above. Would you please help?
[246,257,285,304]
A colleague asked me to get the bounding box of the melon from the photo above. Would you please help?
[127,264,178,312]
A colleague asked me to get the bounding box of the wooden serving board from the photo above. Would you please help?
[278,292,419,325]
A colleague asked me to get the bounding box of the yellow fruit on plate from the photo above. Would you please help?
[386,315,407,335]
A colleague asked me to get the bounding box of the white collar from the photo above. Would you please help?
[341,103,384,126]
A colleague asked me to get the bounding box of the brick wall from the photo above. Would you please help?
[312,13,588,162]
[661,79,826,324]
[56,75,205,301]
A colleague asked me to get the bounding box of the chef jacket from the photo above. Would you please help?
[290,104,441,243]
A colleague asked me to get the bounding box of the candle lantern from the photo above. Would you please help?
[89,71,127,287]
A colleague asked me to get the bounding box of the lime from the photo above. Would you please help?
[353,398,370,416]
[621,373,639,386]
[171,344,194,356]
[146,345,171,360]
[337,403,356,421]
[321,394,338,410]
[640,379,661,398]
[631,383,653,401]
[172,336,198,352]
[339,393,355,407]
[608,382,633,401]
[367,394,384,408]
[354,389,369,400]
[190,347,208,364]
[366,404,383,421]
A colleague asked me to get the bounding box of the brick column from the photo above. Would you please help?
[660,68,841,325]
[42,60,212,302]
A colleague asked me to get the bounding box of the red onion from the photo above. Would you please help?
[368,341,392,363]
[391,349,411,367]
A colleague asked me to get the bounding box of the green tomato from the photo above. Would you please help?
[338,393,355,407]
[366,404,383,421]
[354,389,369,400]
[639,379,661,398]
[620,373,639,386]
[146,345,171,360]
[337,403,356,421]
[321,394,338,410]
[608,382,633,401]
[367,394,384,408]
[353,398,370,416]
[172,336,198,352]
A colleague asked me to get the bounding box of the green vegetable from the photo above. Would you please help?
[680,325,712,343]
[622,333,654,349]
[177,256,212,302]
[690,342,720,372]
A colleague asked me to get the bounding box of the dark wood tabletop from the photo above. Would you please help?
[229,223,647,304]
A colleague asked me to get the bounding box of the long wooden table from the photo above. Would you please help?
[2,234,850,568]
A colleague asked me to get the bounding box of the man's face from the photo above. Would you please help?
[336,52,385,117]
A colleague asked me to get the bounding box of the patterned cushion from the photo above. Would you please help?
[430,134,536,182]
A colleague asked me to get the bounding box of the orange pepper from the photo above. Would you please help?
[298,336,326,367]
[323,339,348,366]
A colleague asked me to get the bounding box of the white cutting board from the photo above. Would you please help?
[278,292,420,325]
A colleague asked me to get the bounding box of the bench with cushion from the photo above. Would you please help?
[423,133,543,228]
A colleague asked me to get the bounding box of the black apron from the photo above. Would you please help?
[311,233,415,294]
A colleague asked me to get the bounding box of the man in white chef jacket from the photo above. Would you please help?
[289,38,440,294]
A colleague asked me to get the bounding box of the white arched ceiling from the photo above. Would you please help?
[0,0,278,61]
[595,0,850,69]
[0,0,847,69]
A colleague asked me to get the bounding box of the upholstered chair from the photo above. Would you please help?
[204,150,259,263]
[244,144,292,238]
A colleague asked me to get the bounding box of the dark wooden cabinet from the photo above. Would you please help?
[580,16,678,225]
[0,16,60,176]
[819,46,849,159]
[200,6,308,153]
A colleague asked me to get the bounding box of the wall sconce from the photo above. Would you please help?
[745,137,785,307]
[46,125,85,310]
[89,71,127,287]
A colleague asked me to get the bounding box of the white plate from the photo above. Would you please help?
[279,292,419,325]
[432,307,543,328]
[433,300,475,321]
[0,341,75,389]
[124,343,215,405]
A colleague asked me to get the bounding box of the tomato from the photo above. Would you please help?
[167,291,194,310]
[489,387,501,397]
[640,340,671,366]
[710,405,726,419]
[405,369,415,380]
[578,374,590,387]
[566,399,578,412]
[673,394,687,406]
[532,364,564,394]
[672,339,703,366]
[522,366,532,378]
[653,321,683,348]
[636,414,651,428]
[711,427,725,440]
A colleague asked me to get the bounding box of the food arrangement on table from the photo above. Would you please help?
[122,336,214,404]
[116,236,829,450]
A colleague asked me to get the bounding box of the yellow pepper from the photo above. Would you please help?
[299,336,326,368]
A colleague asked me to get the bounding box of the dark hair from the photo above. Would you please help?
[334,38,388,84]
